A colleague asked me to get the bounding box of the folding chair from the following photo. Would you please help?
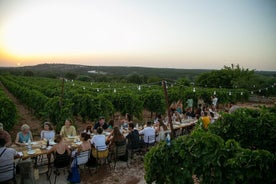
[74,150,90,173]
[113,143,128,169]
[49,152,71,184]
[0,162,16,184]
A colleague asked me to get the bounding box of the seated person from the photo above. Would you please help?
[139,121,156,146]
[93,117,108,132]
[0,138,20,183]
[71,133,91,167]
[0,123,12,147]
[47,135,71,168]
[201,111,211,129]
[106,127,126,152]
[90,127,108,158]
[60,119,77,137]
[41,122,55,140]
[106,119,114,132]
[154,120,168,142]
[126,123,140,150]
[77,133,91,153]
[91,127,107,151]
[83,125,92,134]
[15,124,33,146]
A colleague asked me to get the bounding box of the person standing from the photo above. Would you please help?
[60,119,76,137]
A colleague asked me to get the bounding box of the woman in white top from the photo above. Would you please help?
[40,122,55,140]
[154,120,168,142]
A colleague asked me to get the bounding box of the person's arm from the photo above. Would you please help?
[72,126,77,136]
[5,131,12,147]
[47,144,56,154]
[15,133,24,146]
[29,131,33,142]
[60,126,65,136]
[51,131,55,140]
[40,130,44,140]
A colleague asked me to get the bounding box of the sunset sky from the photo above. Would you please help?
[0,0,275,70]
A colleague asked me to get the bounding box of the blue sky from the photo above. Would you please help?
[0,0,275,70]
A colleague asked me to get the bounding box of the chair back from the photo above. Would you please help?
[92,145,109,159]
[54,151,70,168]
[0,162,15,182]
[115,143,127,158]
[76,150,90,165]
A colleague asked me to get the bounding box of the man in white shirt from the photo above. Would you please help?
[139,121,156,145]
[90,127,107,151]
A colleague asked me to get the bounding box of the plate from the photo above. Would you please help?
[49,141,56,145]
[67,136,75,139]
[75,141,82,145]
[27,150,36,154]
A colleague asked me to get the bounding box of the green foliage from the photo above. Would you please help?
[145,129,276,184]
[0,89,17,131]
[142,90,166,117]
[209,107,276,153]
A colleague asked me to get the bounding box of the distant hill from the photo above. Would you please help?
[0,63,275,80]
[0,63,212,80]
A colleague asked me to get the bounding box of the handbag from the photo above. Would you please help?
[67,156,80,183]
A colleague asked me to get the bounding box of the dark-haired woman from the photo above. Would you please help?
[41,122,55,140]
[106,126,126,152]
[47,135,71,168]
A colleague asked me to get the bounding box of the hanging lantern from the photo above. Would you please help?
[229,92,231,96]
[97,88,99,92]
[91,82,93,86]
[193,88,196,92]
[241,92,243,95]
[214,91,216,95]
[72,83,75,86]
[259,89,261,93]
[251,91,254,94]
[138,85,141,91]
[83,86,85,90]
[114,89,116,93]
[266,88,268,91]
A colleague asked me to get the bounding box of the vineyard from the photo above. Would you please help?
[0,74,250,132]
[0,68,275,183]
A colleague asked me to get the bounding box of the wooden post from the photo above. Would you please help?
[162,80,174,138]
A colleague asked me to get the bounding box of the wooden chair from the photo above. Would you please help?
[74,150,90,173]
[0,162,16,184]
